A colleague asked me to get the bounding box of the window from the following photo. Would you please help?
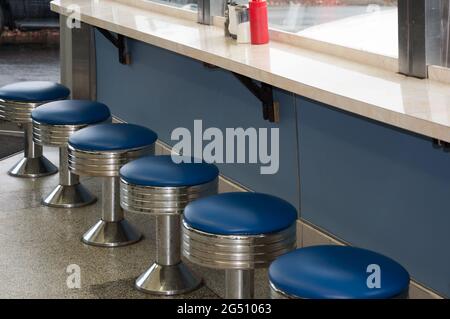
[267,0,398,58]
[151,0,198,11]
[426,0,450,68]
[153,1,450,78]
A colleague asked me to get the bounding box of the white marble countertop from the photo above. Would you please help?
[52,0,450,143]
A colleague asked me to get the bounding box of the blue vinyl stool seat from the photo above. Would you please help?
[120,155,219,187]
[68,123,158,248]
[0,81,70,103]
[182,192,298,299]
[0,81,70,178]
[69,123,158,152]
[120,155,219,295]
[31,100,111,209]
[32,100,111,126]
[269,245,410,299]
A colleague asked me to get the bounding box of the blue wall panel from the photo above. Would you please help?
[95,31,449,297]
[297,97,450,297]
[95,33,300,210]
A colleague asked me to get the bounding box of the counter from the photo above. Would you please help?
[51,0,450,142]
[52,0,450,298]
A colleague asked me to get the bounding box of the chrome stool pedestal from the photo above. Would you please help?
[0,82,70,178]
[225,269,254,299]
[134,214,202,295]
[2,101,58,178]
[120,155,219,295]
[42,146,96,208]
[33,122,97,208]
[32,100,111,208]
[82,176,142,247]
[68,123,158,247]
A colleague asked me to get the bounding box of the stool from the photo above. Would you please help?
[0,81,70,177]
[120,155,219,295]
[68,123,158,247]
[31,100,111,208]
[269,246,410,299]
[182,192,297,299]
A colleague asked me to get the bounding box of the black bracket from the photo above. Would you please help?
[96,27,131,65]
[432,139,450,152]
[232,73,279,123]
[204,63,279,122]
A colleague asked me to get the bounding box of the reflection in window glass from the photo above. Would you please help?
[267,0,397,33]
[269,1,398,57]
[151,0,198,11]
[232,1,398,57]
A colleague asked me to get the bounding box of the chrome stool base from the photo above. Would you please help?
[120,176,219,295]
[135,262,202,296]
[81,219,142,247]
[42,184,97,208]
[8,156,58,178]
[39,145,97,209]
[225,269,255,299]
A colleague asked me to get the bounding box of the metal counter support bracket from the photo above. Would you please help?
[432,139,450,152]
[203,63,279,122]
[95,27,131,65]
[231,73,279,123]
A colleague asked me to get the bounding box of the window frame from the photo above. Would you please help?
[138,0,450,79]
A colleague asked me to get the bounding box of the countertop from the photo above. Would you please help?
[52,0,450,142]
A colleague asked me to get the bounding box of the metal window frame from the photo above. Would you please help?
[399,0,450,78]
[197,0,225,25]
[398,0,427,78]
[197,0,450,78]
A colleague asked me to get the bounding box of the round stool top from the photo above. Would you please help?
[68,123,158,151]
[31,100,111,125]
[120,155,219,187]
[0,81,70,103]
[269,246,410,299]
[184,192,297,235]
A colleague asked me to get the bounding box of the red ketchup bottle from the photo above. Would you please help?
[249,0,269,45]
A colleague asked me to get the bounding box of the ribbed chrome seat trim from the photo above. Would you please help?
[68,144,155,177]
[182,223,296,270]
[120,179,218,215]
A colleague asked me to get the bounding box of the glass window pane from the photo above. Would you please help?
[150,0,198,10]
[426,0,450,68]
[267,0,398,57]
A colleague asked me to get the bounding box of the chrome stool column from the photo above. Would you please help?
[182,192,298,299]
[31,100,111,208]
[0,81,70,177]
[269,246,410,299]
[68,123,158,247]
[120,155,219,295]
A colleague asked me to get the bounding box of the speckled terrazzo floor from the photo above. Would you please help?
[0,147,218,299]
[0,147,270,299]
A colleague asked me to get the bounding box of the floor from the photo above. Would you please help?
[0,44,60,87]
[0,43,271,299]
[0,135,23,159]
[0,43,60,133]
[0,148,220,299]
